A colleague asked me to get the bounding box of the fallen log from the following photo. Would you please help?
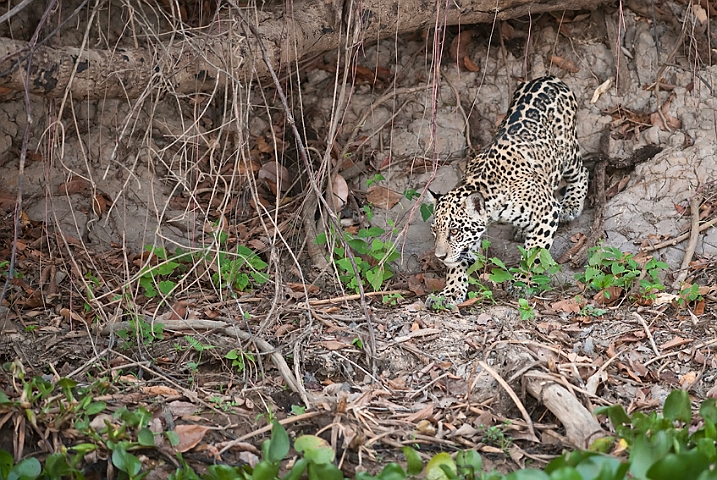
[0,0,611,99]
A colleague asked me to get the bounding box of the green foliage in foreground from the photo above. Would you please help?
[2,382,717,480]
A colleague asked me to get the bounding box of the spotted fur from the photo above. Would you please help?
[427,76,588,307]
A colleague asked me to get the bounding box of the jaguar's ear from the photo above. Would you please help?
[426,188,442,204]
[464,192,484,216]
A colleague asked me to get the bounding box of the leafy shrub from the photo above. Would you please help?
[575,245,668,301]
[316,224,400,293]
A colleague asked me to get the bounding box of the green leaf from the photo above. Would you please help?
[377,463,406,480]
[7,457,41,480]
[594,405,632,431]
[315,233,327,245]
[358,227,384,238]
[420,203,434,222]
[138,427,156,447]
[43,453,74,480]
[0,450,12,476]
[356,473,377,480]
[426,452,455,480]
[294,435,335,465]
[700,398,717,424]
[629,429,672,479]
[156,261,180,276]
[505,469,549,480]
[166,430,180,447]
[281,458,309,480]
[0,391,12,405]
[205,464,244,480]
[456,450,482,476]
[488,268,513,283]
[402,447,424,476]
[112,443,142,476]
[544,467,581,480]
[664,390,691,423]
[69,443,97,455]
[267,420,290,463]
[159,280,176,296]
[348,239,369,254]
[84,401,107,416]
[646,450,710,480]
[308,462,344,480]
[252,460,280,480]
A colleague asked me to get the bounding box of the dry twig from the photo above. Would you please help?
[672,195,702,289]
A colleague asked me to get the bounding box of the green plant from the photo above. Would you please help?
[211,234,269,293]
[580,303,607,317]
[403,188,420,201]
[290,405,306,416]
[467,245,559,299]
[575,245,668,301]
[367,173,385,187]
[316,222,400,293]
[225,349,255,373]
[116,316,164,345]
[677,283,704,307]
[6,378,717,480]
[382,292,403,305]
[138,236,269,301]
[518,298,535,320]
[138,246,189,298]
[595,389,717,480]
[480,423,513,452]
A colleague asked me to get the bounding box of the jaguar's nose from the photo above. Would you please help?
[434,247,446,259]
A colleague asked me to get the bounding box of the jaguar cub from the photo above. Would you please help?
[428,76,588,307]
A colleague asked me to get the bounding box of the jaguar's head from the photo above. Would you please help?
[430,187,487,266]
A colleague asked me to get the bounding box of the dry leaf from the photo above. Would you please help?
[500,22,515,40]
[593,286,623,305]
[0,190,15,209]
[174,424,211,453]
[237,158,261,176]
[141,385,180,396]
[286,282,319,294]
[256,136,274,153]
[590,77,613,104]
[449,30,474,61]
[59,177,92,196]
[551,56,579,73]
[550,298,581,314]
[168,401,199,417]
[319,340,350,350]
[424,276,445,292]
[463,56,480,72]
[650,110,681,131]
[693,3,708,23]
[60,307,86,324]
[168,301,189,320]
[405,404,434,423]
[415,419,436,435]
[680,371,698,388]
[258,161,290,192]
[661,336,692,350]
[693,299,706,315]
[353,65,376,83]
[332,174,349,211]
[366,185,401,210]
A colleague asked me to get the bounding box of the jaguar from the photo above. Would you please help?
[427,76,588,307]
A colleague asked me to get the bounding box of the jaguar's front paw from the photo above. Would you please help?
[505,273,537,299]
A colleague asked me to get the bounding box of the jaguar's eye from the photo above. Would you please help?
[450,228,459,236]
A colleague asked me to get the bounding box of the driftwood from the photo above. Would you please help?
[524,373,605,448]
[0,0,611,99]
